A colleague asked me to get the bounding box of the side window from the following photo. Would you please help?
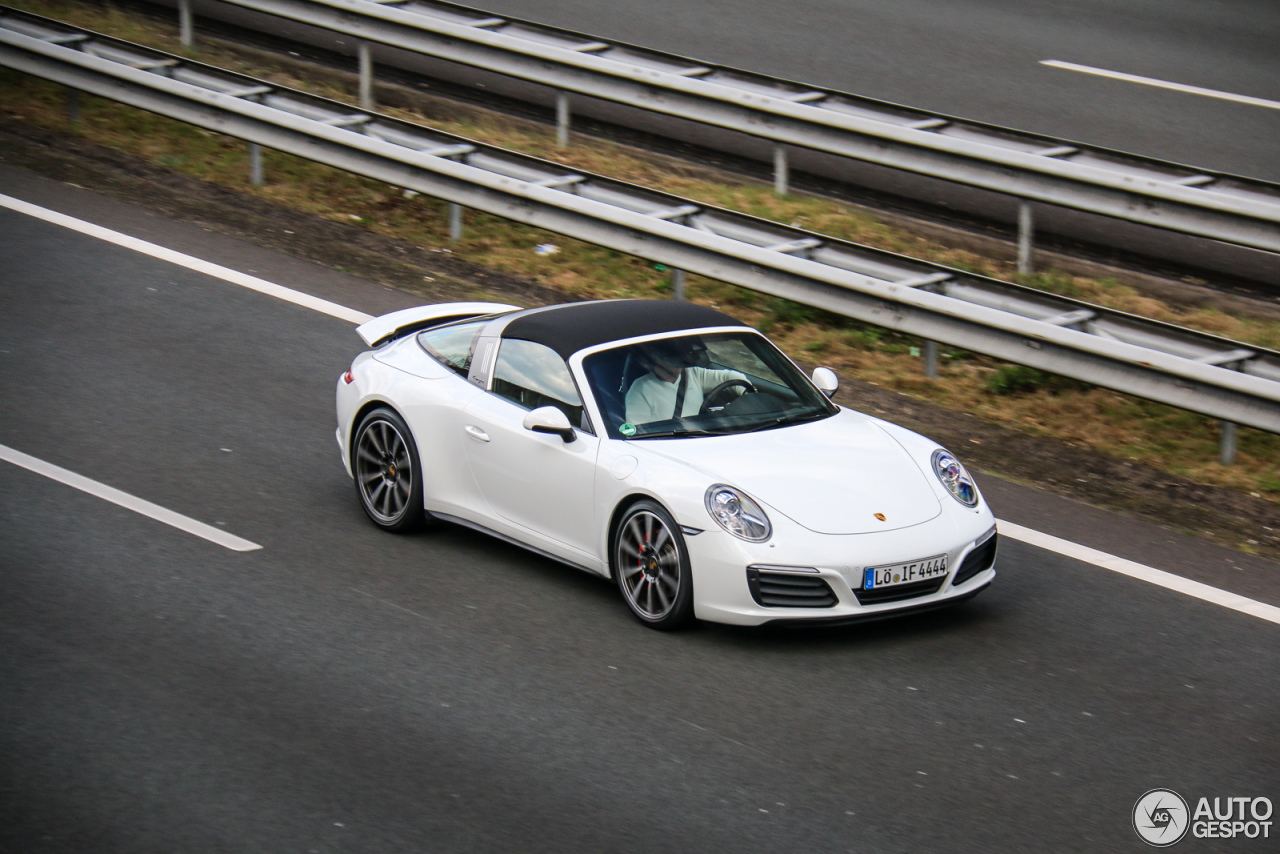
[417,319,487,375]
[492,339,587,430]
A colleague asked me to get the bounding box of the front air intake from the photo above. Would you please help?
[853,577,946,605]
[952,531,999,588]
[747,568,838,608]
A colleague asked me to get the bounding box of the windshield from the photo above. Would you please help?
[582,331,838,439]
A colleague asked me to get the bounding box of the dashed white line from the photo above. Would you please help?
[4,196,1279,623]
[0,443,262,552]
[1041,61,1280,111]
[998,520,1280,626]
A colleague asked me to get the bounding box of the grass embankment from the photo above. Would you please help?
[3,0,1279,511]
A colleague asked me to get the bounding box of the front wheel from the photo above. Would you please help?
[612,500,695,630]
[352,407,427,532]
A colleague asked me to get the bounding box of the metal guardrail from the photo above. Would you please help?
[2,9,1279,445]
[204,0,1280,257]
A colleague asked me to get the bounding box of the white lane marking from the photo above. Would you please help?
[0,193,374,325]
[1041,60,1280,111]
[4,195,1277,623]
[998,520,1280,626]
[0,443,262,552]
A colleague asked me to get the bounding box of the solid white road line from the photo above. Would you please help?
[998,520,1280,626]
[5,196,1278,623]
[0,443,262,552]
[0,193,375,325]
[1041,60,1280,111]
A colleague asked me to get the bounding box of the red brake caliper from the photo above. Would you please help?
[641,529,649,585]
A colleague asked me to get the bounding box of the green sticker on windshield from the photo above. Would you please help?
[619,422,637,437]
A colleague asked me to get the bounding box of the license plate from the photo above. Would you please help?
[863,555,948,589]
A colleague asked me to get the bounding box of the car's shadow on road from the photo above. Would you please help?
[695,593,1008,652]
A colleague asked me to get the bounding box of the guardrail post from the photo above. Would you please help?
[1220,421,1238,465]
[923,339,938,378]
[65,87,80,124]
[671,267,686,301]
[1215,357,1253,465]
[1017,200,1034,274]
[248,142,264,185]
[773,143,789,196]
[358,42,374,110]
[449,202,464,242]
[556,91,570,148]
[178,0,194,49]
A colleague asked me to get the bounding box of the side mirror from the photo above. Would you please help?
[812,367,839,398]
[523,406,576,443]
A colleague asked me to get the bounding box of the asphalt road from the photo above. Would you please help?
[475,0,1280,182]
[1,174,1278,852]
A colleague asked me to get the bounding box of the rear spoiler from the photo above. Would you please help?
[356,302,521,348]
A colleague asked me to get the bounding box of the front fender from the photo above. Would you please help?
[593,439,723,571]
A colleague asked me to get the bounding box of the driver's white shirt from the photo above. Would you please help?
[625,367,745,424]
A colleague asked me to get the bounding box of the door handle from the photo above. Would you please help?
[464,424,490,442]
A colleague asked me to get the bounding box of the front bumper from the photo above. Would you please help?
[685,511,996,626]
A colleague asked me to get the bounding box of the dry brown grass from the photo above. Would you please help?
[4,0,1279,506]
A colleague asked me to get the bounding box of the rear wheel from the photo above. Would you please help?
[353,407,426,532]
[612,501,694,629]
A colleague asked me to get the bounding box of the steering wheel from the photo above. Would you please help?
[700,379,756,414]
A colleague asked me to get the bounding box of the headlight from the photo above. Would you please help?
[931,449,979,507]
[704,484,772,542]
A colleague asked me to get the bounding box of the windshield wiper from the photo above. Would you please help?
[739,410,833,433]
[628,427,730,439]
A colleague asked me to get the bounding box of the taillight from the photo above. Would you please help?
[342,369,355,385]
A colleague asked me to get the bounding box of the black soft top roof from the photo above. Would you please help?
[500,300,748,358]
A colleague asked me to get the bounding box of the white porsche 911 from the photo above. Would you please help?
[336,299,997,629]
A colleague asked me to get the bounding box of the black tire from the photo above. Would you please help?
[612,500,695,630]
[352,407,427,533]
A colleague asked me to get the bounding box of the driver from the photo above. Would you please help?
[624,339,749,424]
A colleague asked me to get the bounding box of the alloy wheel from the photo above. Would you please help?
[355,418,414,524]
[616,509,682,621]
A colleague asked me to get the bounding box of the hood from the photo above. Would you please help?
[642,410,942,534]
